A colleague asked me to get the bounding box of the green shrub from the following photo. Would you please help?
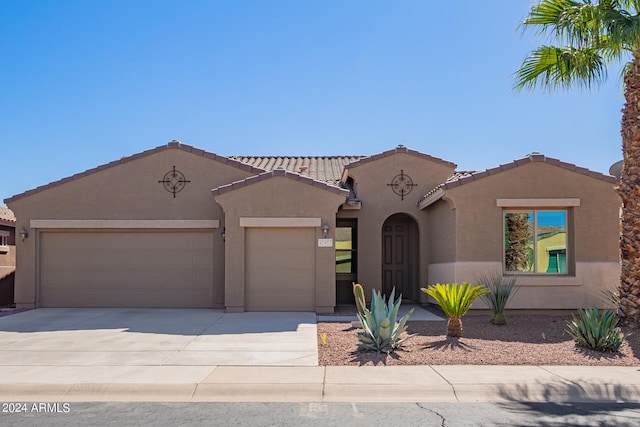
[353,286,414,354]
[565,308,629,352]
[421,282,489,337]
[477,273,519,325]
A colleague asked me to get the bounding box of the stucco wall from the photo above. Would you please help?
[427,199,456,264]
[426,161,620,309]
[7,147,257,309]
[337,151,455,300]
[214,174,348,313]
[428,261,620,309]
[446,162,618,263]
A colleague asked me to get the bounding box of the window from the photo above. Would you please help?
[335,220,357,275]
[504,210,567,274]
[0,234,7,253]
[336,227,354,273]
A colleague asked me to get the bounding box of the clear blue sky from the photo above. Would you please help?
[1,1,626,204]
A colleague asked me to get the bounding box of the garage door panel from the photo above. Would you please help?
[40,231,215,308]
[245,228,315,311]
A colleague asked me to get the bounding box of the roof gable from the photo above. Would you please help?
[345,145,456,170]
[419,153,617,208]
[211,167,349,197]
[5,141,265,204]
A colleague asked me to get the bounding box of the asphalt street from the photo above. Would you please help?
[2,402,640,427]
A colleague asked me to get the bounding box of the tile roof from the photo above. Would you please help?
[418,153,617,208]
[345,144,456,170]
[4,141,265,204]
[0,266,15,281]
[211,167,350,196]
[229,156,365,186]
[0,207,16,224]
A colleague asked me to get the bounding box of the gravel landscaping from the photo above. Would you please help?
[317,314,640,366]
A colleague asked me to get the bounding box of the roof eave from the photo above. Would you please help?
[418,188,446,210]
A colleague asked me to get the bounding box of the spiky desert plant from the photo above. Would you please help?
[421,282,489,337]
[355,287,414,354]
[566,308,629,352]
[477,273,519,325]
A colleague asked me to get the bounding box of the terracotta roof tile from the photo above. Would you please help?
[345,145,456,170]
[211,168,350,197]
[229,155,365,185]
[0,266,15,281]
[0,207,16,224]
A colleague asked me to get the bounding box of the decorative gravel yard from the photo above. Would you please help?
[317,314,640,366]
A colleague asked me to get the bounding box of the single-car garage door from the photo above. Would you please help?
[39,231,214,307]
[245,228,315,311]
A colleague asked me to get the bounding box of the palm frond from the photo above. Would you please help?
[515,0,640,91]
[515,45,607,91]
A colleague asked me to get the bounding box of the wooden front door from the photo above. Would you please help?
[382,214,418,300]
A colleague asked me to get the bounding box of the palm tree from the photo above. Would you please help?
[514,0,640,327]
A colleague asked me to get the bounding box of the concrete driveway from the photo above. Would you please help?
[0,308,318,372]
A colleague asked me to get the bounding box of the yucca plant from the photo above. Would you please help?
[477,273,519,326]
[566,308,629,353]
[421,282,489,337]
[353,286,414,354]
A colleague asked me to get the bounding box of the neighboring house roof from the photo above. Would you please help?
[0,267,15,281]
[418,153,618,208]
[4,141,266,204]
[229,156,364,186]
[211,167,350,196]
[0,207,16,227]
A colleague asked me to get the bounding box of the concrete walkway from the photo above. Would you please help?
[1,309,639,403]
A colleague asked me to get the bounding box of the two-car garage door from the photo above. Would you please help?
[39,231,215,308]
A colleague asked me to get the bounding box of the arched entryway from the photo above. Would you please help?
[382,213,419,301]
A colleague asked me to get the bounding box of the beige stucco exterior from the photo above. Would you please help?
[4,143,621,312]
[337,151,455,301]
[213,171,348,313]
[7,143,258,309]
[422,157,620,309]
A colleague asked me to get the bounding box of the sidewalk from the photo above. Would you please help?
[1,365,639,403]
[1,308,639,404]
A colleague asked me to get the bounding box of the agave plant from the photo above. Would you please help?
[476,273,519,326]
[421,282,489,337]
[566,308,629,353]
[353,286,414,354]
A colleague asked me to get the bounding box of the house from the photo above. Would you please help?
[4,141,620,312]
[0,206,16,307]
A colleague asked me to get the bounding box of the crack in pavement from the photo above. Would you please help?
[416,402,446,427]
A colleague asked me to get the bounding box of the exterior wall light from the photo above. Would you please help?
[322,224,329,237]
[220,227,226,242]
[20,227,28,241]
